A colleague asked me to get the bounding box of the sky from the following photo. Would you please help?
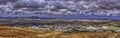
[0,0,120,20]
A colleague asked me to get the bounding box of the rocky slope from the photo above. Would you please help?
[0,26,119,38]
[0,19,119,32]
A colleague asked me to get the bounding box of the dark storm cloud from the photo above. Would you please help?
[98,0,120,9]
[13,0,46,8]
[0,0,18,4]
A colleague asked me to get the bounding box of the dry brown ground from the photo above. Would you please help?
[0,26,119,38]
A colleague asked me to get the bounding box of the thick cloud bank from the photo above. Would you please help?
[0,0,120,20]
